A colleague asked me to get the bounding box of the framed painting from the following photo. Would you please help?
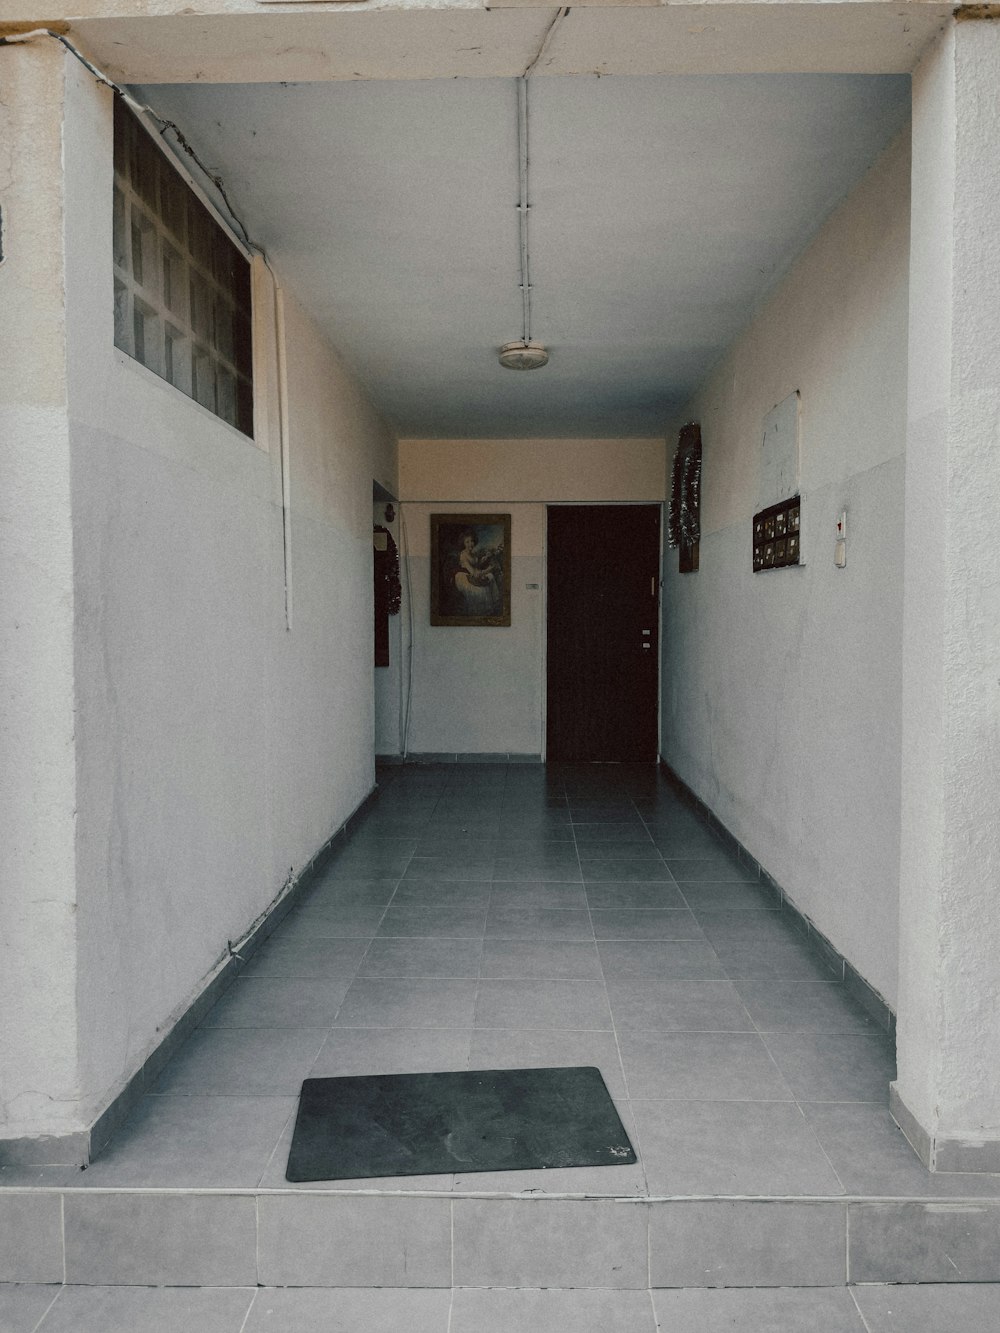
[430,514,511,627]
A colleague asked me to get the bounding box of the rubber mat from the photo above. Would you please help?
[286,1065,636,1182]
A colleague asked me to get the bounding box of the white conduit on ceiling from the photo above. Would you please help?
[517,7,570,345]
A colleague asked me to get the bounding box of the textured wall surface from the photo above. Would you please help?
[896,21,1000,1145]
[0,44,81,1137]
[3,57,398,1139]
[661,128,911,1008]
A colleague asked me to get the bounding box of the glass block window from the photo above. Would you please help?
[113,99,254,436]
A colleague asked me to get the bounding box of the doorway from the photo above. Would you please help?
[546,505,661,763]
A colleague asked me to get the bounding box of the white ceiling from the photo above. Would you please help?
[141,73,910,438]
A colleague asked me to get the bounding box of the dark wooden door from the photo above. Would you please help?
[546,505,661,762]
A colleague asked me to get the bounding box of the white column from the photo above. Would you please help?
[0,41,85,1155]
[893,16,1000,1172]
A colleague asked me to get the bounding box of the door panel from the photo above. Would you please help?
[546,505,661,762]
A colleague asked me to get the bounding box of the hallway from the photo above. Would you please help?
[61,761,914,1197]
[4,763,1000,1325]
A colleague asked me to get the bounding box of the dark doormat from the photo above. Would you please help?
[285,1065,636,1182]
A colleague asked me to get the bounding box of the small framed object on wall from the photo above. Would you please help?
[753,497,801,571]
[430,514,511,626]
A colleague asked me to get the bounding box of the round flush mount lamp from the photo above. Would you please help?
[498,340,549,371]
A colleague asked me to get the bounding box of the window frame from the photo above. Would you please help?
[112,99,255,439]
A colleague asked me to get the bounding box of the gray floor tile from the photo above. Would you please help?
[452,1159,646,1195]
[63,1193,256,1286]
[36,1286,254,1333]
[666,855,760,882]
[0,1194,63,1283]
[203,976,353,1027]
[695,910,797,944]
[334,978,478,1028]
[578,844,665,863]
[717,940,841,981]
[242,936,370,979]
[243,1287,452,1331]
[800,1102,1000,1197]
[359,936,484,978]
[376,903,488,938]
[450,1287,657,1331]
[607,979,753,1033]
[0,1284,60,1332]
[475,980,613,1030]
[619,1030,795,1101]
[278,904,387,940]
[651,831,730,857]
[591,908,704,940]
[735,980,879,1033]
[493,859,583,883]
[586,881,688,909]
[583,860,672,883]
[762,1033,896,1102]
[311,1026,473,1076]
[404,856,495,881]
[77,1094,295,1187]
[598,940,726,980]
[468,1028,628,1099]
[323,853,413,879]
[453,1198,647,1288]
[652,1287,866,1331]
[301,879,399,909]
[574,823,657,844]
[390,879,492,907]
[649,1199,847,1288]
[488,881,589,909]
[485,906,594,941]
[151,1025,327,1095]
[258,1195,451,1287]
[849,1200,1000,1283]
[675,882,779,911]
[496,824,575,841]
[480,939,603,979]
[852,1283,1000,1331]
[631,1099,845,1195]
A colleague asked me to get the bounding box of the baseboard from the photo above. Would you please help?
[890,1083,1000,1175]
[379,752,543,764]
[0,784,381,1169]
[658,761,896,1038]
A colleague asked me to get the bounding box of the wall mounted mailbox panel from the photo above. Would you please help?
[753,497,801,571]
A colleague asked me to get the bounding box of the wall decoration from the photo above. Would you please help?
[667,422,702,573]
[430,514,511,627]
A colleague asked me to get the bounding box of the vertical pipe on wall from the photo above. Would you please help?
[273,282,293,631]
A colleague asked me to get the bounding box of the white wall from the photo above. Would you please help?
[661,129,910,1007]
[0,43,81,1142]
[397,439,665,757]
[2,54,398,1143]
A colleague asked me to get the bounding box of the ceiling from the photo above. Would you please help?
[140,72,910,438]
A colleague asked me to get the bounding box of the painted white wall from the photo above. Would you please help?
[396,439,665,757]
[894,21,1000,1157]
[661,128,911,1007]
[2,56,398,1143]
[0,43,81,1140]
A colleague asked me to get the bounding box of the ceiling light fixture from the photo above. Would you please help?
[498,7,569,372]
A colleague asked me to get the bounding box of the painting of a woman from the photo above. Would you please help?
[430,515,511,626]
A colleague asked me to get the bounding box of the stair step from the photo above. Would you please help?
[4,1187,1000,1289]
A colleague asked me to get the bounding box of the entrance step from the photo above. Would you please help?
[4,1187,1000,1289]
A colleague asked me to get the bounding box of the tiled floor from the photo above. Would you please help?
[11,762,999,1200]
[3,1282,1000,1332]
